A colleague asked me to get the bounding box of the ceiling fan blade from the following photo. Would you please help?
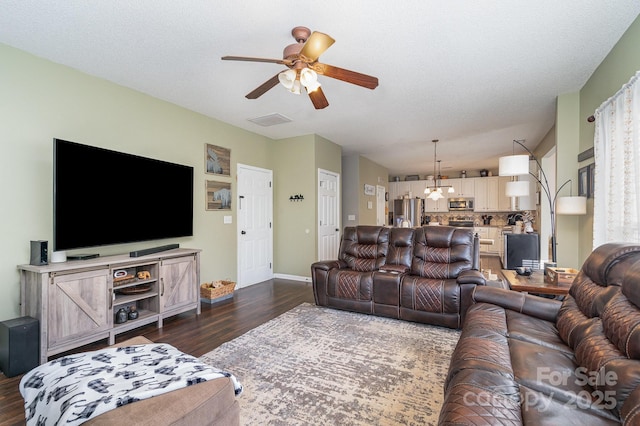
[222,55,293,66]
[299,32,335,62]
[308,87,329,109]
[245,74,281,99]
[312,63,379,89]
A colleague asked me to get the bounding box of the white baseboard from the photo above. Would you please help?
[274,273,311,282]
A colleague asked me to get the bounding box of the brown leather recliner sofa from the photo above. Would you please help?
[311,225,486,329]
[439,243,640,425]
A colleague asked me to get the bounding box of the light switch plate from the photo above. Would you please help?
[367,201,373,209]
[223,215,232,224]
[348,214,356,221]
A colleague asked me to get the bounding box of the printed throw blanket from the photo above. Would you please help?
[19,343,243,425]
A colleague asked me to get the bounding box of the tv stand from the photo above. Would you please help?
[18,248,201,364]
[130,243,179,258]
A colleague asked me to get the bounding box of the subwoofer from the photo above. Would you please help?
[0,316,40,377]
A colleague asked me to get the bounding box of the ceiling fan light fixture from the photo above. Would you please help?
[300,68,321,93]
[290,79,301,95]
[278,69,296,90]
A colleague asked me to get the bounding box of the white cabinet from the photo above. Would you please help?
[514,160,538,211]
[475,176,512,212]
[425,197,448,212]
[475,227,501,255]
[447,178,475,198]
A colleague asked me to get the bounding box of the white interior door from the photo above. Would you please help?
[318,169,340,261]
[237,164,273,288]
[376,185,386,226]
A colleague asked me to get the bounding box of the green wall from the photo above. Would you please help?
[554,15,640,266]
[341,155,388,226]
[0,43,341,320]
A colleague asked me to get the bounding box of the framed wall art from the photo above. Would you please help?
[588,162,595,198]
[578,165,589,198]
[205,143,231,176]
[206,180,232,211]
[364,184,375,196]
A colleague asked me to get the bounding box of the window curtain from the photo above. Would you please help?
[593,70,640,248]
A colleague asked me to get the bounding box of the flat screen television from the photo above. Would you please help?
[53,138,194,251]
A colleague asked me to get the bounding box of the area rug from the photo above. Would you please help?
[199,303,460,425]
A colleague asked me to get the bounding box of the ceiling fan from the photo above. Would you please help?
[221,26,379,109]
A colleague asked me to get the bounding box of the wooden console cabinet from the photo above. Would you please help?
[18,248,201,364]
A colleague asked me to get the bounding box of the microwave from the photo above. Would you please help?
[448,198,474,211]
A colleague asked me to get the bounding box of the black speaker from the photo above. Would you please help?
[30,240,48,266]
[0,317,40,377]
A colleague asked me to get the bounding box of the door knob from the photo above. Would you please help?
[241,230,246,235]
[335,228,339,232]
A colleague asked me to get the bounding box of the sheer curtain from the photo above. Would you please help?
[593,70,640,248]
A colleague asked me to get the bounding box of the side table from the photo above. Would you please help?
[500,269,570,296]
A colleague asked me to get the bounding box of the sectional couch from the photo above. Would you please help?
[311,225,486,329]
[439,243,640,425]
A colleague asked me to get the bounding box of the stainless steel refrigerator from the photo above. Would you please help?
[503,233,540,269]
[393,198,424,227]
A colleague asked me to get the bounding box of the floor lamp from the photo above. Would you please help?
[499,139,586,263]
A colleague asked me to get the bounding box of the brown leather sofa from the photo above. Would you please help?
[439,243,640,425]
[311,225,485,329]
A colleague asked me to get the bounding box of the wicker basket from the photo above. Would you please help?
[200,280,236,300]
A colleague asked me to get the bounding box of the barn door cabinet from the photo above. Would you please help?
[18,248,201,364]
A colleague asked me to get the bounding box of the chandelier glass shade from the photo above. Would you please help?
[278,68,321,94]
[423,140,454,200]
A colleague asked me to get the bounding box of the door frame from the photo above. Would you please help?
[317,168,340,261]
[236,163,273,288]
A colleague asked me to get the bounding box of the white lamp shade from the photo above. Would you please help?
[447,186,455,193]
[278,69,296,89]
[499,155,529,176]
[556,196,587,215]
[505,180,530,197]
[300,68,320,92]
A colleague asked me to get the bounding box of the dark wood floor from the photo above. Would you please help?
[0,256,502,425]
[0,278,315,426]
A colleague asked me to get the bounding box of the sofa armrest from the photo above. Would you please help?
[311,259,346,271]
[457,269,486,286]
[471,286,561,322]
[379,264,410,274]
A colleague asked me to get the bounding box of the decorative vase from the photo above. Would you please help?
[128,306,139,320]
[115,307,128,324]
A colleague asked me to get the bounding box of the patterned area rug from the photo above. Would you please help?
[199,303,460,425]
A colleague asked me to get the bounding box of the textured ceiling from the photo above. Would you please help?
[1,1,639,177]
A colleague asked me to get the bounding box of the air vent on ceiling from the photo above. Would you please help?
[248,113,292,127]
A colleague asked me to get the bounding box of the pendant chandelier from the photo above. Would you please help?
[424,139,454,200]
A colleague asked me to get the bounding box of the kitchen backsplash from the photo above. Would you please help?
[427,211,537,228]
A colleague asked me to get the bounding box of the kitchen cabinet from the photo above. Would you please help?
[514,160,538,211]
[446,178,475,198]
[475,176,512,212]
[425,197,448,212]
[475,227,501,254]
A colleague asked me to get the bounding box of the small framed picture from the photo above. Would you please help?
[578,165,589,197]
[364,184,375,196]
[205,180,232,211]
[588,163,595,198]
[205,144,231,176]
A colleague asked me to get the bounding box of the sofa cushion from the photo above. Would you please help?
[326,269,374,301]
[400,277,460,314]
[339,226,389,272]
[410,227,474,279]
[505,310,572,354]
